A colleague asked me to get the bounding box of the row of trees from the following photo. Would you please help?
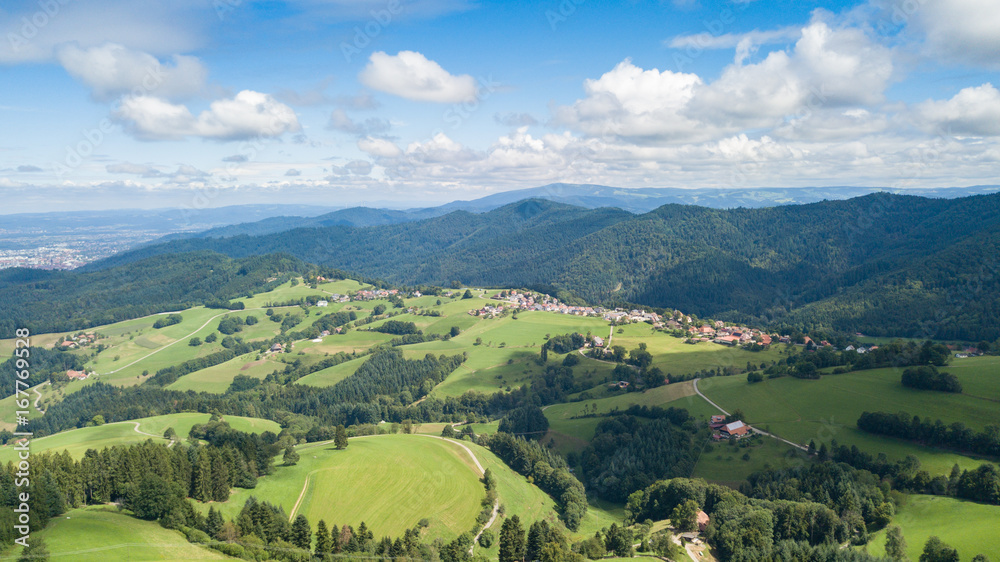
[857,411,1000,461]
[484,432,587,530]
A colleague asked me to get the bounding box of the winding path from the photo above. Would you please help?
[692,378,808,453]
[32,380,50,414]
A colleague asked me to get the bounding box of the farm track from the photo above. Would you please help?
[692,378,808,453]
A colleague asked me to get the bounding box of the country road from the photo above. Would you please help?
[692,378,809,453]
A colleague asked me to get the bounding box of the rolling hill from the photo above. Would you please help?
[71,192,1000,341]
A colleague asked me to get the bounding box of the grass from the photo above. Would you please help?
[865,495,1000,560]
[201,434,485,543]
[167,352,280,393]
[2,505,229,561]
[690,433,809,486]
[0,413,280,464]
[697,367,1000,476]
[296,356,367,388]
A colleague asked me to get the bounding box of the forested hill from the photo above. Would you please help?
[37,193,1000,340]
[0,252,309,336]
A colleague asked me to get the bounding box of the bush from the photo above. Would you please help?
[478,529,495,548]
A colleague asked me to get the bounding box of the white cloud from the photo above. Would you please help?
[106,162,162,176]
[556,20,892,144]
[327,109,391,136]
[358,136,403,158]
[114,90,300,141]
[0,1,204,64]
[406,132,479,163]
[57,43,207,101]
[552,59,708,142]
[914,0,1000,68]
[359,51,478,103]
[915,83,1000,136]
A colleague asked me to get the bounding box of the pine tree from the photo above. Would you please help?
[193,448,212,502]
[206,506,224,540]
[210,451,231,502]
[335,425,349,450]
[17,537,50,562]
[500,515,526,562]
[315,520,331,556]
[291,514,312,550]
[526,520,550,562]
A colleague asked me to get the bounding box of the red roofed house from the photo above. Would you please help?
[721,421,749,438]
[66,370,88,380]
[697,511,710,532]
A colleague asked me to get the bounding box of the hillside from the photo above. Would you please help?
[77,193,1000,341]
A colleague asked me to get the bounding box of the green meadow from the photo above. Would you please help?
[0,413,280,464]
[697,366,1000,475]
[4,506,229,561]
[865,495,1000,560]
[201,434,485,543]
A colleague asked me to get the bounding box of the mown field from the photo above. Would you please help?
[864,495,1000,560]
[4,505,229,561]
[0,413,280,464]
[199,434,485,543]
[697,360,1000,475]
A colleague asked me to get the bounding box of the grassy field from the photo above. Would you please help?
[865,495,1000,560]
[296,355,367,388]
[0,413,280,464]
[697,367,1000,475]
[167,352,281,393]
[201,434,485,543]
[690,433,809,486]
[2,506,229,561]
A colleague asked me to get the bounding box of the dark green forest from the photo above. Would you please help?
[66,193,1000,341]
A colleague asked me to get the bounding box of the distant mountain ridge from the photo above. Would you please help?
[164,183,1000,241]
[78,192,1000,341]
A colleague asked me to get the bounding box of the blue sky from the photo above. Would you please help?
[1,0,999,212]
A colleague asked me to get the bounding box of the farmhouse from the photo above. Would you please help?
[592,336,605,347]
[697,511,710,532]
[721,421,749,438]
[66,370,88,380]
[316,300,329,307]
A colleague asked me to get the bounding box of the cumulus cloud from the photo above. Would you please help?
[285,168,302,176]
[358,136,403,158]
[114,90,301,141]
[16,165,42,172]
[222,154,248,162]
[555,20,892,144]
[57,43,207,101]
[552,58,708,142]
[915,83,1000,136]
[328,159,373,177]
[327,109,391,136]
[359,51,478,103]
[913,0,1000,68]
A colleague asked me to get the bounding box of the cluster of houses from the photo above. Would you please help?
[489,290,602,316]
[353,289,400,301]
[65,369,94,381]
[686,321,775,347]
[604,309,662,324]
[709,415,750,440]
[58,332,98,349]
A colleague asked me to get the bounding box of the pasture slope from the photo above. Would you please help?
[696,361,1000,476]
[0,413,280,464]
[864,495,1000,560]
[8,505,229,561]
